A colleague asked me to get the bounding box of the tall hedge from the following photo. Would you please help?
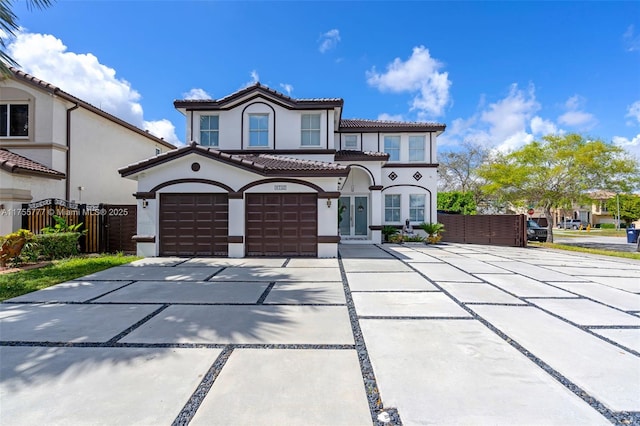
[35,232,81,260]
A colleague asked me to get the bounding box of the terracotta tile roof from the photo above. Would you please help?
[0,149,65,179]
[8,67,176,150]
[174,83,343,110]
[335,150,390,162]
[340,118,445,132]
[120,143,349,178]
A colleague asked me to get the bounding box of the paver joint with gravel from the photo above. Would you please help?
[1,243,639,425]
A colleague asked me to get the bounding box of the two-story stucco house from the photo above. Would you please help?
[0,68,176,234]
[119,83,445,258]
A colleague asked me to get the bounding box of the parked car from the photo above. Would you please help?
[557,219,585,230]
[527,220,548,242]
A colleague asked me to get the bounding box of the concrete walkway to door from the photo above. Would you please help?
[1,243,639,425]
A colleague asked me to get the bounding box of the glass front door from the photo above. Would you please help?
[339,196,368,238]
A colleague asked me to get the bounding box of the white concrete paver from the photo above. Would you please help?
[191,349,371,426]
[486,261,585,281]
[285,258,340,268]
[80,266,222,281]
[581,276,640,293]
[0,303,162,342]
[477,273,578,297]
[545,265,640,278]
[209,267,342,282]
[346,272,438,291]
[341,258,413,272]
[470,305,640,412]
[527,298,640,326]
[93,281,269,304]
[126,257,188,266]
[6,280,132,303]
[437,282,526,304]
[263,281,346,304]
[181,258,286,267]
[411,262,481,282]
[360,319,609,426]
[352,292,470,317]
[0,346,219,426]
[120,305,354,345]
[592,329,640,352]
[543,281,640,311]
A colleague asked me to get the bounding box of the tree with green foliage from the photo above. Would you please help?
[437,191,477,215]
[438,141,490,209]
[478,133,640,242]
[606,194,640,226]
[1,0,54,77]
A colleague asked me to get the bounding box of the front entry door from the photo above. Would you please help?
[339,196,368,238]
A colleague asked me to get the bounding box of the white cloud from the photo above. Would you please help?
[182,88,211,100]
[319,29,340,53]
[143,119,181,145]
[377,113,404,121]
[626,100,640,125]
[241,70,260,88]
[366,46,451,118]
[530,116,560,135]
[7,32,181,144]
[613,133,640,160]
[557,95,596,129]
[623,25,640,52]
[279,83,293,95]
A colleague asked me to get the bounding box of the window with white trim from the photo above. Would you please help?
[410,194,426,222]
[344,135,358,150]
[0,104,29,137]
[384,136,400,161]
[409,136,425,162]
[249,114,269,147]
[385,194,401,222]
[200,115,219,147]
[301,114,321,146]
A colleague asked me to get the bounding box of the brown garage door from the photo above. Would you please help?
[246,193,317,257]
[159,193,228,256]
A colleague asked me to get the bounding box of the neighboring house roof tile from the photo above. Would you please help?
[334,150,390,161]
[340,118,446,132]
[0,149,65,179]
[174,82,344,110]
[119,143,349,178]
[7,67,177,150]
[588,190,616,200]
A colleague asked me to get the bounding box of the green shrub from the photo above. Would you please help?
[382,225,400,242]
[600,223,616,229]
[35,232,81,260]
[0,229,35,267]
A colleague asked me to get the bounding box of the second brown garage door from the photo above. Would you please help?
[246,193,317,257]
[159,193,228,256]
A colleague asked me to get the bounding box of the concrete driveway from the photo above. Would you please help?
[1,244,639,425]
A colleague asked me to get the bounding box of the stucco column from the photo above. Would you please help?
[369,186,382,244]
[228,196,245,257]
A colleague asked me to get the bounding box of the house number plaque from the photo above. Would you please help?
[274,185,287,191]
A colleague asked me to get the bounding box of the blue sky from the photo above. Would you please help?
[6,1,640,157]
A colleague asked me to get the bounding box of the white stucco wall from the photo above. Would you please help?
[190,97,335,151]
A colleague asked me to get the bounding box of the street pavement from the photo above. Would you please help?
[553,232,639,253]
[1,244,639,425]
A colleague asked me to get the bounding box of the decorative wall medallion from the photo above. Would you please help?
[191,162,201,172]
[413,171,422,181]
[388,172,398,181]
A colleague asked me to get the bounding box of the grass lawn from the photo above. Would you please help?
[0,254,140,301]
[530,242,640,260]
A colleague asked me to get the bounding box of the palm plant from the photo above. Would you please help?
[419,222,445,244]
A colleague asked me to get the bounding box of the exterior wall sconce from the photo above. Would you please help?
[142,199,149,208]
[357,204,364,212]
[326,199,332,208]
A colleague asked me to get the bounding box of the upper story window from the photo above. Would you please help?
[344,135,358,150]
[409,136,425,162]
[0,104,29,137]
[200,115,219,147]
[301,114,321,146]
[249,114,269,147]
[384,136,400,161]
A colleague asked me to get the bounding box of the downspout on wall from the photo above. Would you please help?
[65,103,79,200]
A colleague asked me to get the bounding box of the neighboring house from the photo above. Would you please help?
[120,83,445,258]
[0,68,176,235]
